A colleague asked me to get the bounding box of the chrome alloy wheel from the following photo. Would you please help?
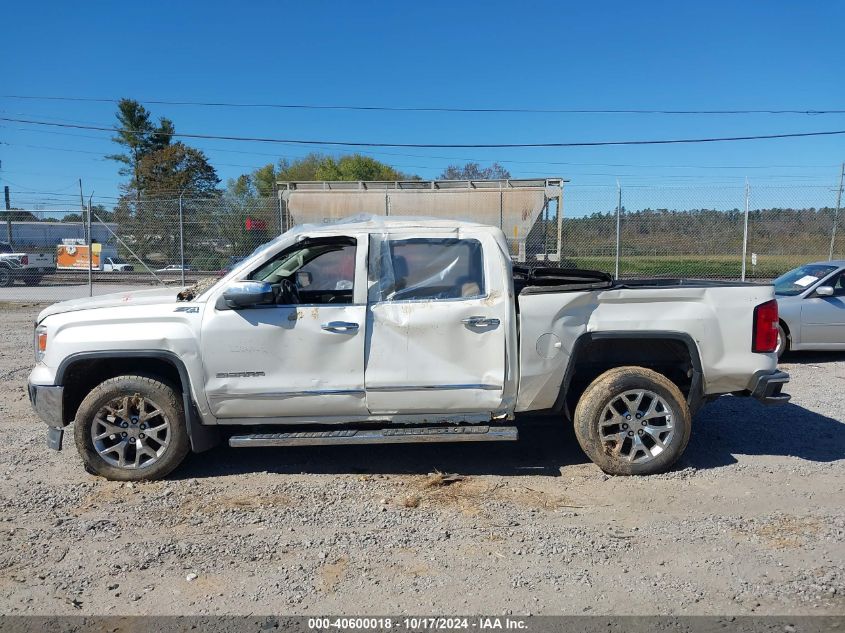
[91,394,171,470]
[598,389,675,464]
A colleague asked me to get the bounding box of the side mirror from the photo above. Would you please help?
[816,285,834,297]
[221,281,274,309]
[296,270,312,288]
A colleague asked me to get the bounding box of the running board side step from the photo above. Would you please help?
[229,425,518,447]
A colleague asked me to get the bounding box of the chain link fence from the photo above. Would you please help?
[1,181,842,301]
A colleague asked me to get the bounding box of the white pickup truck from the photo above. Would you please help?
[27,217,789,480]
[0,241,55,286]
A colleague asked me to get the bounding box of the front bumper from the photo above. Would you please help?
[747,370,791,405]
[27,383,65,450]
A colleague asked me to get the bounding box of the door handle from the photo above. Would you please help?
[461,316,501,328]
[321,321,360,333]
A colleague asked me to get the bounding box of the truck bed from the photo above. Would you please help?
[513,265,778,411]
[513,265,767,296]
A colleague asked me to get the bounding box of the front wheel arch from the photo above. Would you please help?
[73,374,190,480]
[57,350,219,453]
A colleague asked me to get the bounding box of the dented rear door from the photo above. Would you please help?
[364,231,509,416]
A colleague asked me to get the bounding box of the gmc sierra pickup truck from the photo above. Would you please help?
[27,216,789,480]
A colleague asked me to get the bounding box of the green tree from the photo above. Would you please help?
[235,153,416,192]
[136,142,220,198]
[276,154,328,181]
[314,154,410,181]
[106,98,175,200]
[439,162,511,180]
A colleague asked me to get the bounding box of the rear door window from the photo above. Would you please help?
[378,238,484,302]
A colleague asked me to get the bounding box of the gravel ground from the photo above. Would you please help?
[0,303,843,616]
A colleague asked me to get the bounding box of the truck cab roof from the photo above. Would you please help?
[289,214,495,235]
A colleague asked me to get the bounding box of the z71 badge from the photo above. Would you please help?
[174,306,200,313]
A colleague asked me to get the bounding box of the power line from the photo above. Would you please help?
[3,115,845,149]
[2,94,845,115]
[3,120,839,169]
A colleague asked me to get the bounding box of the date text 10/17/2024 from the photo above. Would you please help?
[307,618,529,631]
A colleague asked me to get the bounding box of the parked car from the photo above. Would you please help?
[0,242,55,286]
[155,264,192,273]
[773,260,845,358]
[216,257,247,278]
[28,217,788,481]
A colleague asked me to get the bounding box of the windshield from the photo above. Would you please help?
[249,244,346,282]
[772,264,837,296]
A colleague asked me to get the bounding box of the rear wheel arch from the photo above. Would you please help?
[555,331,703,420]
[57,350,219,453]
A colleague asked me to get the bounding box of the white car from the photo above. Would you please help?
[28,216,788,480]
[773,261,845,357]
[155,264,192,273]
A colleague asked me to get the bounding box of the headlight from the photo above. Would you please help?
[34,324,47,363]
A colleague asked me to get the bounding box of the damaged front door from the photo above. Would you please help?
[202,236,368,419]
[365,234,508,416]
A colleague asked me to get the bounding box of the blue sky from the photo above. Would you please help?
[1,0,843,212]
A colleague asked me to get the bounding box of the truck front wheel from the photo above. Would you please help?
[573,366,691,476]
[73,375,190,481]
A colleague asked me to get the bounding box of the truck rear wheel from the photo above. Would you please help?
[0,267,12,287]
[23,274,43,286]
[73,375,190,481]
[573,366,691,476]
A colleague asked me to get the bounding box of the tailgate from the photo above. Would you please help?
[25,254,55,267]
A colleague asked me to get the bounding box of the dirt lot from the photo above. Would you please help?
[0,303,843,616]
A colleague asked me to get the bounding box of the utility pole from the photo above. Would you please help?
[178,191,185,287]
[79,180,92,296]
[741,179,750,281]
[829,163,844,261]
[556,186,564,263]
[2,160,12,246]
[4,186,11,246]
[87,192,94,297]
[614,181,622,279]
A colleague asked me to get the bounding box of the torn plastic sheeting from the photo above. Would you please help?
[372,237,486,304]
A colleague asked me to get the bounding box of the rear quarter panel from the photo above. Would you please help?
[516,284,778,411]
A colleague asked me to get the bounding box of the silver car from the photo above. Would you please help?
[774,261,845,358]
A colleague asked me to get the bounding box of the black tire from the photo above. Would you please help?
[0,266,12,287]
[23,274,43,286]
[776,322,789,360]
[73,375,190,481]
[574,366,692,476]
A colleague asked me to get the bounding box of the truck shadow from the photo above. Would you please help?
[681,397,845,470]
[177,398,844,479]
[179,421,584,479]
